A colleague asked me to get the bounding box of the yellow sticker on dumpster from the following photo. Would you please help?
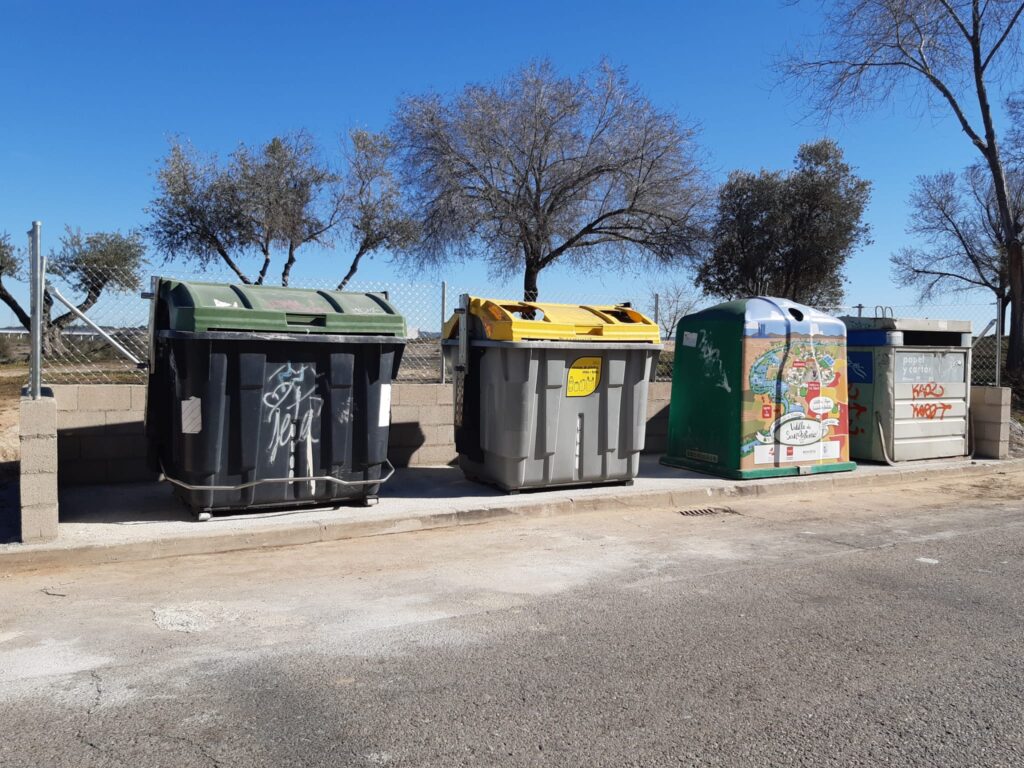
[567,357,601,397]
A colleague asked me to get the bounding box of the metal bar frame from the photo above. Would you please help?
[28,221,42,399]
[160,459,396,492]
[45,282,143,366]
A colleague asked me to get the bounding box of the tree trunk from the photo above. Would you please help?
[281,242,298,287]
[337,242,370,290]
[1007,241,1024,379]
[523,263,540,303]
[255,247,272,286]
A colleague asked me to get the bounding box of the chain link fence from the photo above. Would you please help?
[17,255,1004,387]
[33,265,650,385]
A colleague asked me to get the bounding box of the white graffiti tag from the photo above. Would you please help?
[698,330,731,393]
[262,364,323,462]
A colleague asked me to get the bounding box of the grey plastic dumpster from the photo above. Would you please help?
[442,296,662,492]
[842,315,972,462]
[145,279,406,517]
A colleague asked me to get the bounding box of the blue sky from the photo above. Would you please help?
[0,0,1011,323]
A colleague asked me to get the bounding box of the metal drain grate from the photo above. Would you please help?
[677,506,735,517]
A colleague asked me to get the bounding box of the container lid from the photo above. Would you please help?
[442,297,660,343]
[840,316,972,334]
[681,297,846,336]
[155,279,406,336]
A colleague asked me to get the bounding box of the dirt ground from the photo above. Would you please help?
[0,365,27,464]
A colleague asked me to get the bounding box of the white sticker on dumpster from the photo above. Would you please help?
[181,397,202,434]
[379,384,392,427]
[682,331,698,347]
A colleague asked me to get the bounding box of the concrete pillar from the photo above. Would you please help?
[19,392,59,542]
[970,386,1011,460]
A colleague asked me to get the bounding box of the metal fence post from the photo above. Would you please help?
[653,293,660,330]
[996,296,1003,388]
[28,221,42,399]
[440,281,447,384]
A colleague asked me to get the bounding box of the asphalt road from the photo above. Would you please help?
[2,471,1024,767]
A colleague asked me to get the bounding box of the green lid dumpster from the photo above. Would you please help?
[145,279,406,517]
[842,315,972,462]
[661,297,855,479]
[442,296,662,492]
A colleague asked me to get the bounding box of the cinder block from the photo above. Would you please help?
[648,382,672,400]
[975,421,1009,443]
[77,384,132,411]
[409,445,458,466]
[58,435,80,461]
[20,436,58,474]
[59,459,108,485]
[389,405,421,424]
[92,434,148,460]
[974,438,1009,460]
[436,385,454,405]
[644,435,667,454]
[20,503,58,543]
[984,386,1011,407]
[20,472,59,506]
[105,457,156,483]
[57,409,107,432]
[51,385,79,411]
[416,405,454,427]
[397,385,442,406]
[427,423,455,445]
[105,411,145,434]
[20,395,57,438]
[130,385,148,412]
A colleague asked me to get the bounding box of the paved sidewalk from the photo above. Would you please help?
[1,455,1020,573]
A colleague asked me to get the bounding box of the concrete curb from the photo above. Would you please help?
[3,459,1023,574]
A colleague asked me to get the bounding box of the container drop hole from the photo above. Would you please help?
[788,308,804,322]
[505,307,545,322]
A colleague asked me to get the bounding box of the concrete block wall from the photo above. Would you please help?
[50,384,152,485]
[971,385,1011,459]
[19,393,59,542]
[644,382,672,455]
[48,381,676,486]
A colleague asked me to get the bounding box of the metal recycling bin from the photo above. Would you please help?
[145,279,406,516]
[842,315,972,462]
[442,296,662,492]
[661,297,856,479]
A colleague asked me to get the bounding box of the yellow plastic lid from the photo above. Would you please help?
[443,297,661,343]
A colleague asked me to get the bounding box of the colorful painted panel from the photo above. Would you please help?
[740,332,850,471]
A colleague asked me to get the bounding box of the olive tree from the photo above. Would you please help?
[0,227,144,354]
[147,133,342,286]
[336,130,419,289]
[393,60,710,301]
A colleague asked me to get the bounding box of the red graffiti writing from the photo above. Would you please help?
[850,401,867,419]
[912,382,945,399]
[911,402,953,420]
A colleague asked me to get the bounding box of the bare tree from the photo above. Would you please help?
[336,130,420,289]
[892,165,1024,308]
[0,227,144,354]
[782,0,1024,375]
[394,60,710,301]
[148,133,341,286]
[649,277,703,339]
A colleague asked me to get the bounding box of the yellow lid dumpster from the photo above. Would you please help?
[442,296,662,492]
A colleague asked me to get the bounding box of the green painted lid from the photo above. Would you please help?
[155,279,406,336]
